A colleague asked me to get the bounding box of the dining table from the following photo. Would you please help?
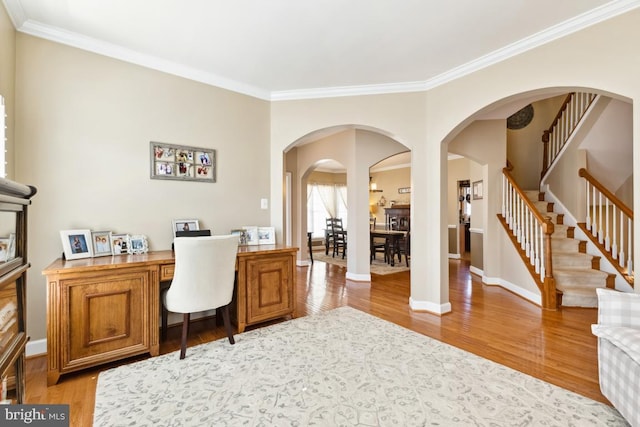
[370,229,406,266]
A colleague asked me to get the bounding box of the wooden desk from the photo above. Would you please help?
[42,245,298,385]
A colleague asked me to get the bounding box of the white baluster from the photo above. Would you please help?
[534,220,540,274]
[501,175,506,218]
[627,217,633,275]
[611,205,618,260]
[605,198,610,252]
[591,185,597,236]
[585,180,591,230]
[598,191,604,245]
[619,211,626,269]
[539,224,546,282]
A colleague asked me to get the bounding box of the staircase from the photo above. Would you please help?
[525,190,614,307]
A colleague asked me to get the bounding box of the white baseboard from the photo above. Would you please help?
[26,338,46,357]
[346,272,371,282]
[482,275,542,306]
[470,265,483,276]
[296,259,311,266]
[409,297,452,315]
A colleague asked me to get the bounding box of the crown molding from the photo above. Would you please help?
[2,0,26,28]
[5,0,640,101]
[271,0,640,101]
[12,19,272,101]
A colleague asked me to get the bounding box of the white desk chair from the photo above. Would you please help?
[163,235,239,359]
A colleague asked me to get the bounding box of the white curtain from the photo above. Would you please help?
[337,184,347,210]
[314,183,337,218]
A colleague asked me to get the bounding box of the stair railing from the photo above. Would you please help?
[541,92,597,179]
[579,168,634,284]
[501,168,557,309]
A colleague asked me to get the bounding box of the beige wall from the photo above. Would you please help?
[0,6,15,179]
[507,95,566,190]
[15,35,271,342]
[369,167,411,226]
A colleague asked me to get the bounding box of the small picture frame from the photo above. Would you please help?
[242,226,259,245]
[398,187,411,194]
[91,231,113,257]
[111,234,130,255]
[231,229,249,245]
[472,180,484,200]
[0,234,15,262]
[150,142,216,183]
[172,219,200,237]
[258,227,276,245]
[60,229,93,260]
[128,235,148,254]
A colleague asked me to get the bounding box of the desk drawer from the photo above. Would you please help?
[159,264,174,281]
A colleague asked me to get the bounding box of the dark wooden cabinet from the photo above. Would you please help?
[384,204,410,230]
[0,178,37,403]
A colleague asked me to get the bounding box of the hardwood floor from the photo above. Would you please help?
[24,258,608,426]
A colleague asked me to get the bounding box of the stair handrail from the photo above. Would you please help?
[501,168,557,309]
[541,92,597,180]
[579,168,634,282]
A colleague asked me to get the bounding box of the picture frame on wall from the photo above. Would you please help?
[472,180,483,200]
[258,227,276,245]
[172,219,200,237]
[150,142,216,183]
[91,231,113,257]
[60,229,93,260]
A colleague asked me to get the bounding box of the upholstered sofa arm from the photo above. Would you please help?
[595,288,640,328]
[592,324,640,365]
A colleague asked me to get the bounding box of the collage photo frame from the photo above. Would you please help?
[150,142,216,183]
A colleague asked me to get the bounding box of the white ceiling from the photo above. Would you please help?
[4,0,638,101]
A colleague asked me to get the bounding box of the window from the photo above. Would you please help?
[307,183,348,238]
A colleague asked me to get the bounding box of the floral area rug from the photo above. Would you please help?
[312,251,410,275]
[94,307,627,426]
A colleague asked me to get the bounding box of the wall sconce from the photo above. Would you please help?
[369,176,382,192]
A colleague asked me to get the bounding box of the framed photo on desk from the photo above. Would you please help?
[172,219,200,237]
[60,229,93,260]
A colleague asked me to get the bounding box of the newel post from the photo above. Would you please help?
[541,130,550,179]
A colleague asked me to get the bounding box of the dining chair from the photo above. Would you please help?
[397,231,411,267]
[326,217,347,258]
[370,217,387,263]
[162,234,239,359]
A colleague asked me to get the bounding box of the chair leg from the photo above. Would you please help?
[180,313,190,359]
[221,304,235,345]
[161,303,168,341]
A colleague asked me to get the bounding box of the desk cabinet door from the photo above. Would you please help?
[245,255,294,324]
[61,270,151,370]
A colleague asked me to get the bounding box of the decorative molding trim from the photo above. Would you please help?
[482,276,542,306]
[346,271,371,282]
[12,19,271,101]
[4,1,640,101]
[470,265,483,277]
[26,338,46,357]
[409,297,452,315]
[271,1,640,100]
